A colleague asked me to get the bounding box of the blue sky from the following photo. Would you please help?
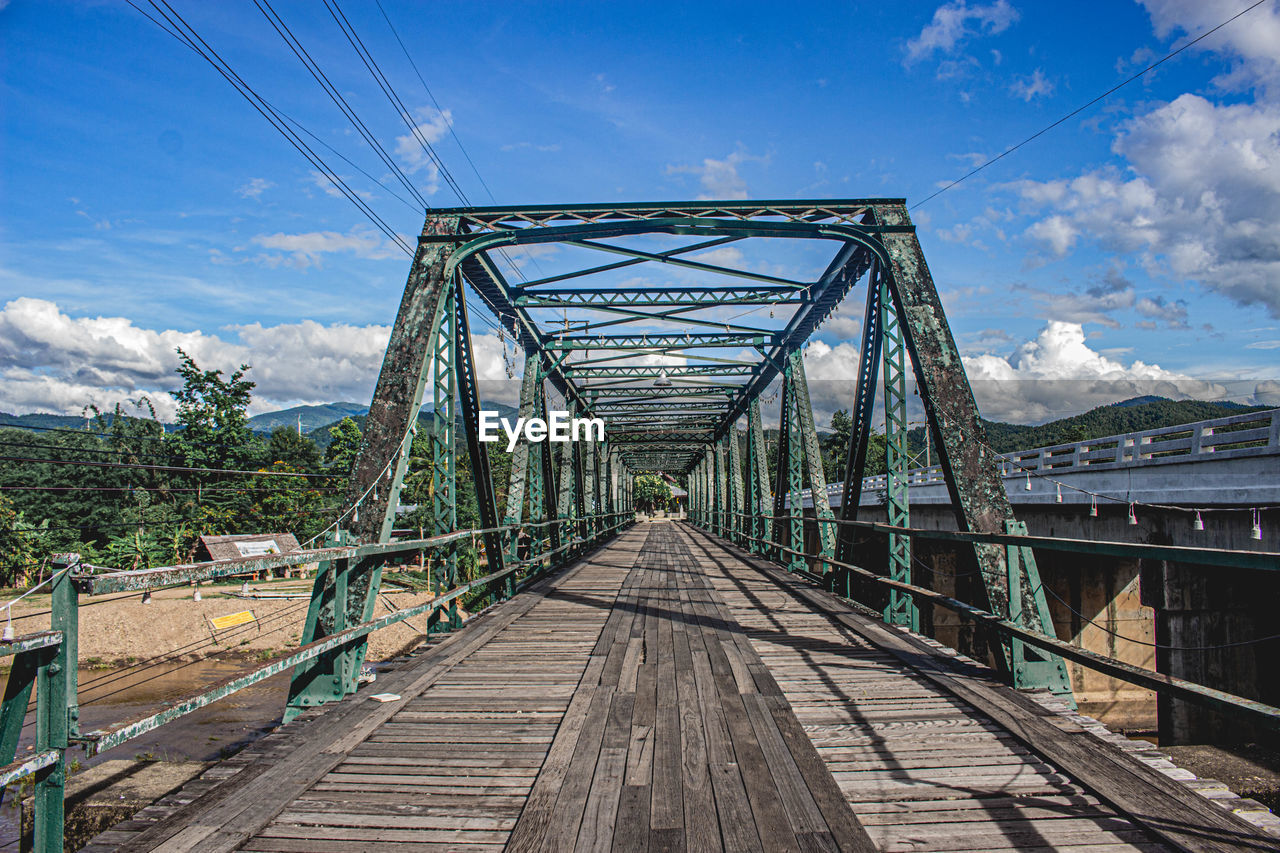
[1,0,1278,422]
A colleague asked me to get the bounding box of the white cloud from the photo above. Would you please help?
[1009,68,1054,101]
[1014,93,1280,315]
[236,178,274,200]
[905,0,1019,63]
[0,298,513,418]
[1254,379,1280,404]
[666,149,766,200]
[1025,214,1078,256]
[249,227,401,269]
[307,170,372,201]
[819,313,862,343]
[1008,2,1280,317]
[1140,0,1280,91]
[963,321,1227,422]
[1134,295,1188,328]
[394,108,451,194]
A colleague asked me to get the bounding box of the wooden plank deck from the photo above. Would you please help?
[89,521,1276,852]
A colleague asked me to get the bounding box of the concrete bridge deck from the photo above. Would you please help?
[87,523,1274,852]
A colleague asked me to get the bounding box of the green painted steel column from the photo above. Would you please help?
[874,203,1072,699]
[503,355,542,566]
[787,351,836,566]
[432,286,458,598]
[881,278,918,631]
[747,398,771,554]
[782,366,805,571]
[1005,520,1076,703]
[713,439,725,538]
[50,559,78,738]
[728,427,745,547]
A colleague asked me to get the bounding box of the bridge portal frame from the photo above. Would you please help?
[296,199,1074,712]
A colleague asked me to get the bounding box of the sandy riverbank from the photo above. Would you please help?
[2,577,457,666]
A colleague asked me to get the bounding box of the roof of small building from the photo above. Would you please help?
[196,533,301,562]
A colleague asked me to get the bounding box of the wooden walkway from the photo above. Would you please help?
[91,522,1277,853]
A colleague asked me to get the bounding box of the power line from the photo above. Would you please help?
[372,0,497,204]
[322,0,468,205]
[252,0,429,216]
[0,454,341,479]
[912,0,1274,210]
[128,1,412,252]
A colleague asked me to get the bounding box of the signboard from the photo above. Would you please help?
[234,539,280,558]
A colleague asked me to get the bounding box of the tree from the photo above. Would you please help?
[324,417,363,475]
[172,348,258,469]
[633,474,671,513]
[820,409,887,483]
[0,494,46,587]
[268,427,321,472]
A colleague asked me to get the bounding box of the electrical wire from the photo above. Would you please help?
[251,0,428,219]
[1035,580,1280,652]
[0,454,340,479]
[128,0,412,251]
[912,0,1275,209]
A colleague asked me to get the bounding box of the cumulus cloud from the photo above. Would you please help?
[1140,0,1280,92]
[905,0,1019,64]
[394,108,450,193]
[1013,94,1280,315]
[1008,2,1280,317]
[792,322,1238,427]
[0,298,512,419]
[963,321,1227,422]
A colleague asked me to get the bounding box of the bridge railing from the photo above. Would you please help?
[0,510,634,853]
[825,407,1280,498]
[715,509,1280,735]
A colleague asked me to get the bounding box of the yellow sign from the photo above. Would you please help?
[209,610,256,631]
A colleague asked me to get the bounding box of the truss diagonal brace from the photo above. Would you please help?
[876,204,1071,698]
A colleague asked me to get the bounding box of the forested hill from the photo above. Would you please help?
[909,398,1270,456]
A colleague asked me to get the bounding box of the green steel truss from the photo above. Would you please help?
[303,198,1074,712]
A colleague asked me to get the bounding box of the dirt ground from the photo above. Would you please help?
[2,574,457,666]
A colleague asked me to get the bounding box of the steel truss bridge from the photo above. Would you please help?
[3,200,1279,851]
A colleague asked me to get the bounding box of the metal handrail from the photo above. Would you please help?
[709,522,1280,732]
[726,510,1279,571]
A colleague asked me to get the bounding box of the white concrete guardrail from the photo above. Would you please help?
[786,408,1280,508]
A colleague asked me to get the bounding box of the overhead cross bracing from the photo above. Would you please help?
[416,199,887,474]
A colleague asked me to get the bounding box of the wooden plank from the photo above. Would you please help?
[685,524,1279,853]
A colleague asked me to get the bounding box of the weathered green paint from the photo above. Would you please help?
[746,398,772,553]
[504,354,542,564]
[835,261,883,566]
[787,351,836,564]
[1005,520,1074,703]
[880,279,917,631]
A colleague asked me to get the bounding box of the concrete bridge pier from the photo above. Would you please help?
[1142,555,1280,747]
